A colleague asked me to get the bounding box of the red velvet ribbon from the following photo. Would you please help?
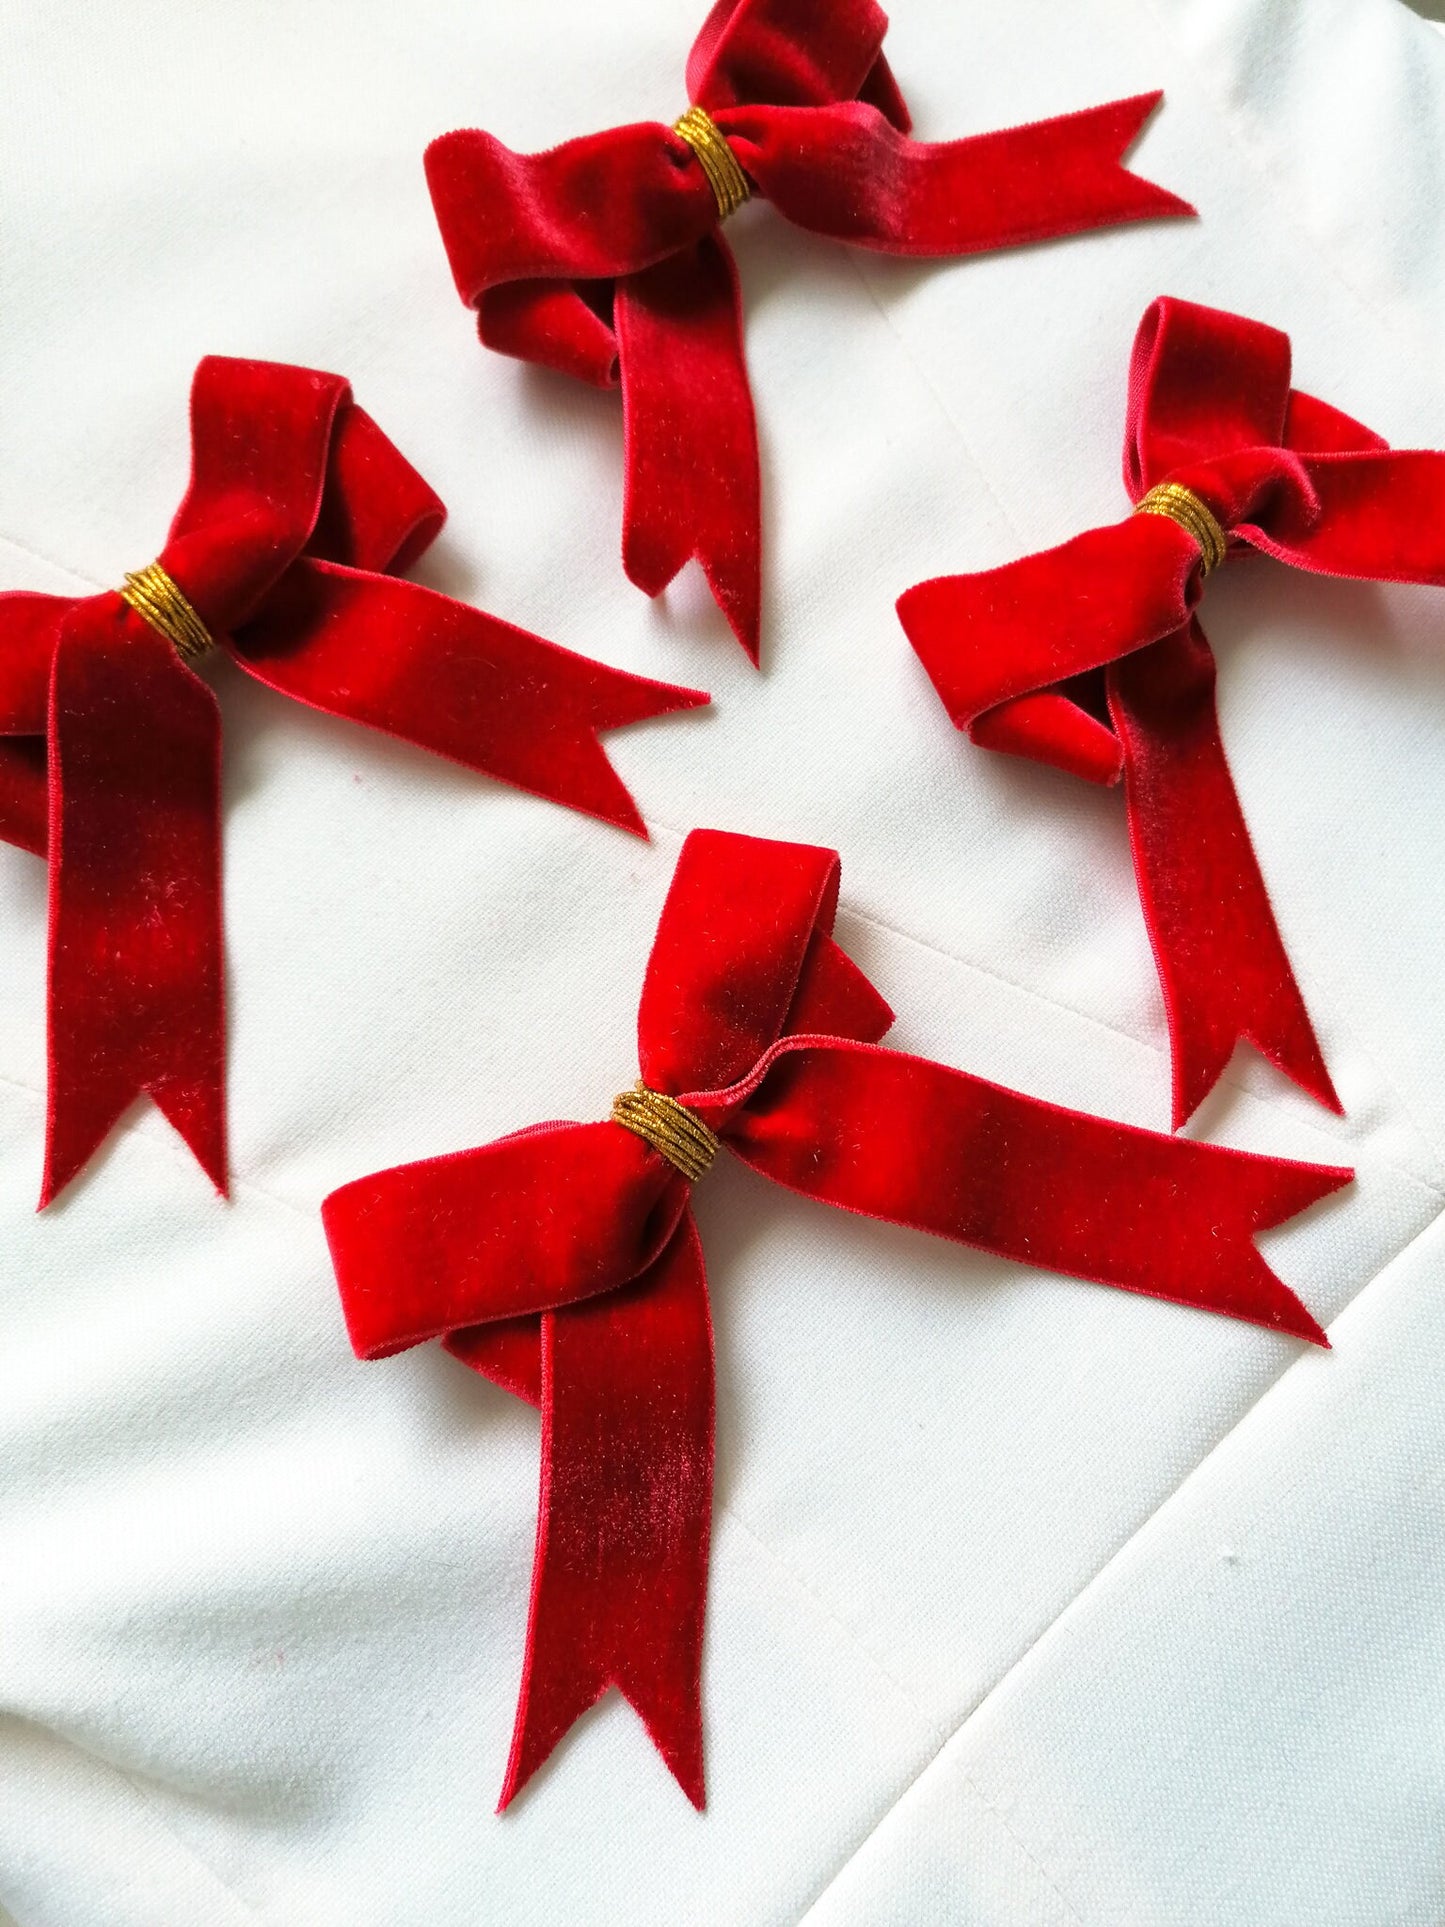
[425,0,1194,659]
[323,827,1349,1809]
[898,296,1445,1128]
[0,358,706,1206]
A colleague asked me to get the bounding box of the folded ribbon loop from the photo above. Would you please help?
[0,357,707,1205]
[323,826,1350,1811]
[425,0,1194,659]
[899,295,1445,1127]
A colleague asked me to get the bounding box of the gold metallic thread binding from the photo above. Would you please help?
[1133,483,1229,577]
[611,1082,720,1182]
[673,105,751,221]
[119,562,215,665]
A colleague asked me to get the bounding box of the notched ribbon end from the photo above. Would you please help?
[1260,1036,1347,1125]
[570,669,712,839]
[1298,1311,1332,1352]
[622,520,762,665]
[1099,90,1197,223]
[703,562,762,665]
[1169,1007,1345,1135]
[39,1079,228,1212]
[1273,1278,1336,1352]
[496,1679,705,1815]
[1249,1158,1353,1350]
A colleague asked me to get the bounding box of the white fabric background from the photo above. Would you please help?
[0,0,1442,1920]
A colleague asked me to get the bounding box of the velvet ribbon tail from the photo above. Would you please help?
[43,601,225,1205]
[492,1220,713,1811]
[324,1128,710,1807]
[1108,622,1340,1126]
[228,560,708,835]
[617,238,762,659]
[730,92,1194,254]
[721,1036,1349,1342]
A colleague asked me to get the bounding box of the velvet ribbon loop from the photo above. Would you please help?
[424,0,1194,659]
[898,295,1445,1128]
[0,358,706,1205]
[323,827,1350,1810]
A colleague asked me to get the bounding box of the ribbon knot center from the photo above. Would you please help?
[611,1081,719,1181]
[673,105,751,220]
[119,561,215,664]
[1133,483,1229,576]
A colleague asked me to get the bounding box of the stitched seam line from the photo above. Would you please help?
[724,1506,947,1743]
[0,1715,264,1927]
[955,1765,1087,1926]
[0,1067,319,1233]
[0,530,102,591]
[107,1757,265,1927]
[793,1190,1445,1924]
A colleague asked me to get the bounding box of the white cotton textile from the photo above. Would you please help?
[0,0,1443,1920]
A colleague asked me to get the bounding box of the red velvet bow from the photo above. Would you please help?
[425,0,1193,659]
[323,827,1349,1809]
[898,296,1445,1128]
[0,358,706,1206]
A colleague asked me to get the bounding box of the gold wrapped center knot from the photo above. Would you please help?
[673,105,751,221]
[1133,483,1229,577]
[611,1082,719,1182]
[119,562,215,664]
